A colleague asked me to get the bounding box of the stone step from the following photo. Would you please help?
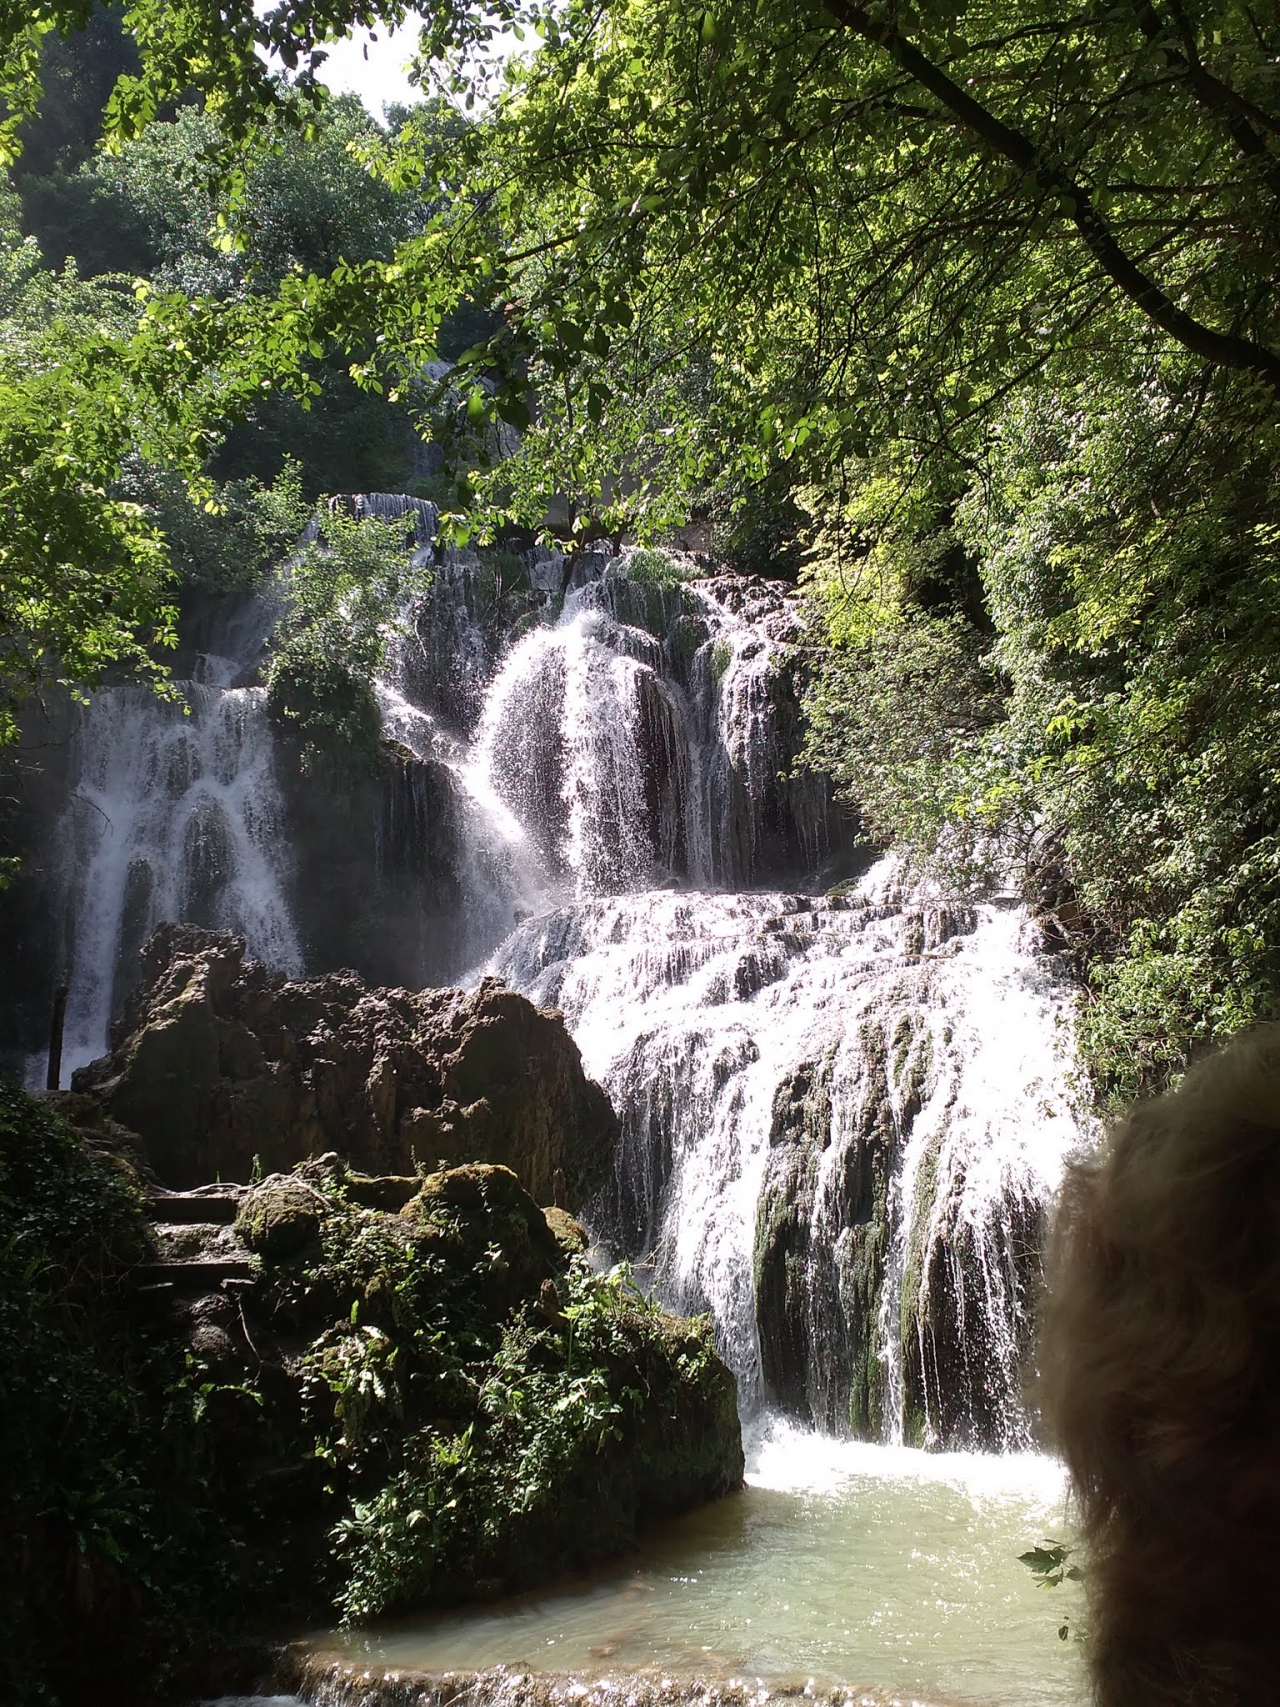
[147,1190,240,1225]
[132,1257,256,1291]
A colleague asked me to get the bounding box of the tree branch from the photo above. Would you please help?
[1164,0,1280,134]
[822,0,1280,398]
[1132,0,1280,198]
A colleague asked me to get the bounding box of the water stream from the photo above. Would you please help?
[320,1419,1081,1707]
[57,657,301,1076]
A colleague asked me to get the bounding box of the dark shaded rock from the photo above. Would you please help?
[236,1176,326,1260]
[72,923,618,1203]
[752,1013,931,1440]
[280,736,473,993]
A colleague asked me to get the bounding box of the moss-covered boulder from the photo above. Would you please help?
[400,1163,562,1312]
[0,1094,743,1707]
[235,1175,327,1259]
[543,1204,589,1257]
[221,1156,744,1621]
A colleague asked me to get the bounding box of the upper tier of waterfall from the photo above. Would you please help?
[57,662,301,1077]
[16,515,1094,1448]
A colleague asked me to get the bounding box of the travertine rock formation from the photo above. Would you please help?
[72,923,617,1201]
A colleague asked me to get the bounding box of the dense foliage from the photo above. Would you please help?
[264,497,435,765]
[3,0,1280,1097]
[0,1085,244,1707]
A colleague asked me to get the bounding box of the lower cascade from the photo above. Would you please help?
[24,533,1092,1456]
[491,871,1088,1449]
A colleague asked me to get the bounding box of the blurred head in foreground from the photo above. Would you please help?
[1039,1024,1280,1705]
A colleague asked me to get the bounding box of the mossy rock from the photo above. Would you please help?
[543,1204,588,1257]
[235,1176,326,1261]
[401,1163,563,1309]
[343,1172,422,1211]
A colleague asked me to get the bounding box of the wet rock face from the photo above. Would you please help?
[753,1044,898,1441]
[72,923,618,1201]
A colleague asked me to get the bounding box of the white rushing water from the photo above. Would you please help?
[402,555,1094,1445]
[487,874,1089,1443]
[57,658,301,1075]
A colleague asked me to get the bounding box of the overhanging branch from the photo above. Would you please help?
[822,0,1280,398]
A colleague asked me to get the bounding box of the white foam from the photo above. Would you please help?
[744,1414,1067,1509]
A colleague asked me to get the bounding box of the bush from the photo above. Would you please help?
[623,546,696,586]
[265,505,433,769]
[331,1260,738,1620]
[0,1086,239,1707]
[803,613,1012,893]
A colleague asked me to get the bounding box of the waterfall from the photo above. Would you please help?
[412,546,1093,1447]
[454,569,844,899]
[30,507,1092,1448]
[54,650,301,1077]
[488,879,1088,1448]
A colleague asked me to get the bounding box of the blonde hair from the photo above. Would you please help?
[1039,1023,1280,1705]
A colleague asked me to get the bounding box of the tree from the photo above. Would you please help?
[0,192,176,740]
[352,0,1280,534]
[4,0,1280,1093]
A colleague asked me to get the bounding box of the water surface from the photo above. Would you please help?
[327,1420,1084,1707]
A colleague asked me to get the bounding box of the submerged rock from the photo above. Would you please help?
[286,1657,962,1707]
[72,923,618,1203]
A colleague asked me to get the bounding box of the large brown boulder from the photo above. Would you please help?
[71,924,617,1201]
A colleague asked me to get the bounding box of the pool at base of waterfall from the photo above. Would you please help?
[311,1419,1083,1707]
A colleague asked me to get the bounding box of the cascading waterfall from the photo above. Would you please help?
[424,551,1093,1447]
[37,505,1091,1449]
[489,880,1088,1448]
[54,651,301,1076]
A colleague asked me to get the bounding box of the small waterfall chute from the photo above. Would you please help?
[58,670,301,1074]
